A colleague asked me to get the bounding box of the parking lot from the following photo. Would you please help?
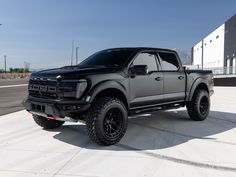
[0,86,236,177]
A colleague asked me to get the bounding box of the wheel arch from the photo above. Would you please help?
[88,81,129,110]
[187,79,209,101]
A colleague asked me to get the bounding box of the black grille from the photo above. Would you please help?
[29,79,57,86]
[31,103,46,113]
[29,79,58,99]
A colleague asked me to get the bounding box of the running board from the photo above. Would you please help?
[129,103,184,116]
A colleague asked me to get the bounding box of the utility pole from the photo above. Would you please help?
[24,61,30,72]
[71,40,74,66]
[75,47,79,65]
[4,55,6,73]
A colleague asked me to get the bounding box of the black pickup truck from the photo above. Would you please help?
[24,47,214,146]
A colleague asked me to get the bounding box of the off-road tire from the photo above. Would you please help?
[186,89,210,121]
[86,97,128,146]
[33,115,64,129]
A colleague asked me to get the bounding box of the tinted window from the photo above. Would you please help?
[133,53,158,72]
[79,49,135,68]
[158,52,180,71]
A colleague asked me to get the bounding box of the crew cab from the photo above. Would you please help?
[24,47,214,146]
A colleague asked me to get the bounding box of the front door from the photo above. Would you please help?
[129,52,164,108]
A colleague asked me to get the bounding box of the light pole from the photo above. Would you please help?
[0,24,6,74]
[71,40,74,66]
[75,47,79,65]
[4,55,6,73]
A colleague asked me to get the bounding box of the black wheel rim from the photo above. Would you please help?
[103,108,124,139]
[199,96,209,115]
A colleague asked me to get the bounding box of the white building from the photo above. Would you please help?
[192,14,236,74]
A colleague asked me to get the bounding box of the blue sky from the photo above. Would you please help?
[0,0,235,69]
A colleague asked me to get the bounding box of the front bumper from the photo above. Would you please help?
[23,96,90,119]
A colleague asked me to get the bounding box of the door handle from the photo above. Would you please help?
[178,76,185,80]
[155,77,162,81]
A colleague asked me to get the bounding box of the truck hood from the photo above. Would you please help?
[31,66,120,80]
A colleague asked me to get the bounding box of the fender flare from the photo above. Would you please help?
[187,78,209,101]
[88,80,129,106]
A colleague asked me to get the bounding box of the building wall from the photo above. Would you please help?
[193,24,225,69]
[192,41,203,68]
[224,14,236,67]
[203,24,225,68]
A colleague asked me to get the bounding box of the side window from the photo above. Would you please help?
[158,52,180,71]
[133,53,158,73]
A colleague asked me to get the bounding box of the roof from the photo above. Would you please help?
[104,47,177,53]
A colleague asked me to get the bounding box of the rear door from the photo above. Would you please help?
[157,51,186,102]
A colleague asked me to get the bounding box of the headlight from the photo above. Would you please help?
[76,79,88,99]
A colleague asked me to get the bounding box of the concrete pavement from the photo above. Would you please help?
[0,87,236,177]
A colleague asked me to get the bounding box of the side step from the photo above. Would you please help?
[129,102,185,116]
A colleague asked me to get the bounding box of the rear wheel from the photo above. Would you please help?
[33,115,64,129]
[186,89,210,121]
[86,97,128,146]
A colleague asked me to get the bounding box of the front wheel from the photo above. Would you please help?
[86,97,128,146]
[186,89,210,121]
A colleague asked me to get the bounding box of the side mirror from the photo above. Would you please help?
[130,65,148,76]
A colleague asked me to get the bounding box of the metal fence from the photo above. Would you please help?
[0,73,31,79]
[203,66,236,75]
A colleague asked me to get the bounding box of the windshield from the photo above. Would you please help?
[79,49,136,68]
